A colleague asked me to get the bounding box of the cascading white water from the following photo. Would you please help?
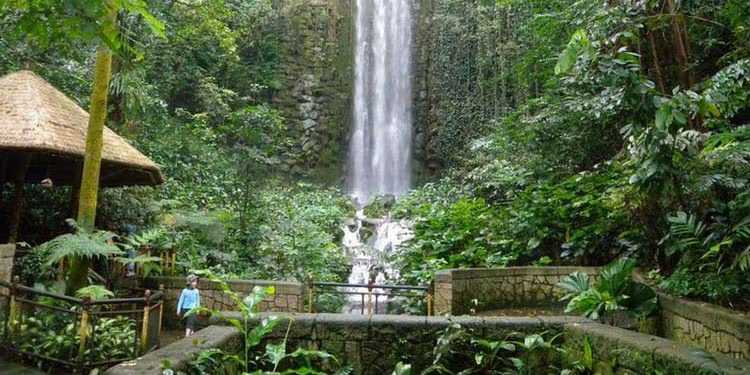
[348,0,414,204]
[341,210,414,314]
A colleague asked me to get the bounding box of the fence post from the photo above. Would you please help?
[158,284,164,346]
[367,281,373,317]
[307,278,314,313]
[140,289,151,354]
[77,296,92,369]
[426,285,434,317]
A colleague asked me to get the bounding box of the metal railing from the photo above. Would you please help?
[0,276,164,372]
[308,281,433,316]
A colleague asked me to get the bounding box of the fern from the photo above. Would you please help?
[41,227,123,266]
[114,255,163,277]
[75,285,114,301]
[121,228,170,253]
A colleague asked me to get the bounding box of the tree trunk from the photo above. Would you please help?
[67,5,116,294]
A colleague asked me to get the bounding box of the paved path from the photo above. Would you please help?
[0,358,47,375]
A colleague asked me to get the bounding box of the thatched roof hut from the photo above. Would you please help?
[0,70,164,243]
[0,70,164,186]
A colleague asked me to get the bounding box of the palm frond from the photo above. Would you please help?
[733,245,750,272]
[665,212,707,255]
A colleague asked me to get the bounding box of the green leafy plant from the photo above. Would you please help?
[40,222,123,268]
[398,322,569,374]
[75,285,114,300]
[558,258,657,321]
[184,271,343,374]
[8,302,136,369]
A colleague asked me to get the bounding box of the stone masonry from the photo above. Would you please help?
[105,313,750,375]
[146,277,304,325]
[659,292,750,360]
[434,267,600,315]
[0,244,14,294]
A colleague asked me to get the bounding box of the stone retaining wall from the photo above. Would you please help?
[105,325,240,375]
[434,267,600,315]
[145,277,304,323]
[105,313,750,375]
[435,267,750,361]
[0,244,14,296]
[659,292,750,360]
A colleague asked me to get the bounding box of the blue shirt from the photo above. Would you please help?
[177,288,200,313]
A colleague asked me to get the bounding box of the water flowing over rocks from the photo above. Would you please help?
[341,208,414,314]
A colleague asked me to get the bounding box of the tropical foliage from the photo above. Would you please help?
[177,271,348,375]
[393,0,750,309]
[557,258,657,321]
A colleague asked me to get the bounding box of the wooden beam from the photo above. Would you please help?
[8,154,32,243]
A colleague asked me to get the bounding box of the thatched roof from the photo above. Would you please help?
[0,70,164,186]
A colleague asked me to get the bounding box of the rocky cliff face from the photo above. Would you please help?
[271,0,441,183]
[272,0,354,182]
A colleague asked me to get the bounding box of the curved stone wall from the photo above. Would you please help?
[435,267,750,360]
[659,292,750,360]
[105,314,750,375]
[433,267,599,315]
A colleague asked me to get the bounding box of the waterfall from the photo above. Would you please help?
[348,0,414,204]
[341,210,414,314]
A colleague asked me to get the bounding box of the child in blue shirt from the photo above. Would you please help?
[177,274,201,337]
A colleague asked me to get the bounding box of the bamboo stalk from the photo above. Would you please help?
[68,0,117,294]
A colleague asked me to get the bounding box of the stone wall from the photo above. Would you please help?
[106,313,750,375]
[273,0,354,179]
[104,325,240,375]
[0,244,14,293]
[146,277,304,325]
[659,292,750,360]
[434,267,600,315]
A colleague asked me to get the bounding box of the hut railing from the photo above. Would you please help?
[0,277,164,372]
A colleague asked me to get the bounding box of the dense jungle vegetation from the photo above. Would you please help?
[1,0,749,311]
[393,0,750,310]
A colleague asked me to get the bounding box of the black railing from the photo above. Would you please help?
[308,281,432,316]
[0,277,163,372]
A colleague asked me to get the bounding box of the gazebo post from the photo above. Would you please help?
[8,154,31,243]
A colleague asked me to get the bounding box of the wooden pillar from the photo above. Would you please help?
[8,154,31,243]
